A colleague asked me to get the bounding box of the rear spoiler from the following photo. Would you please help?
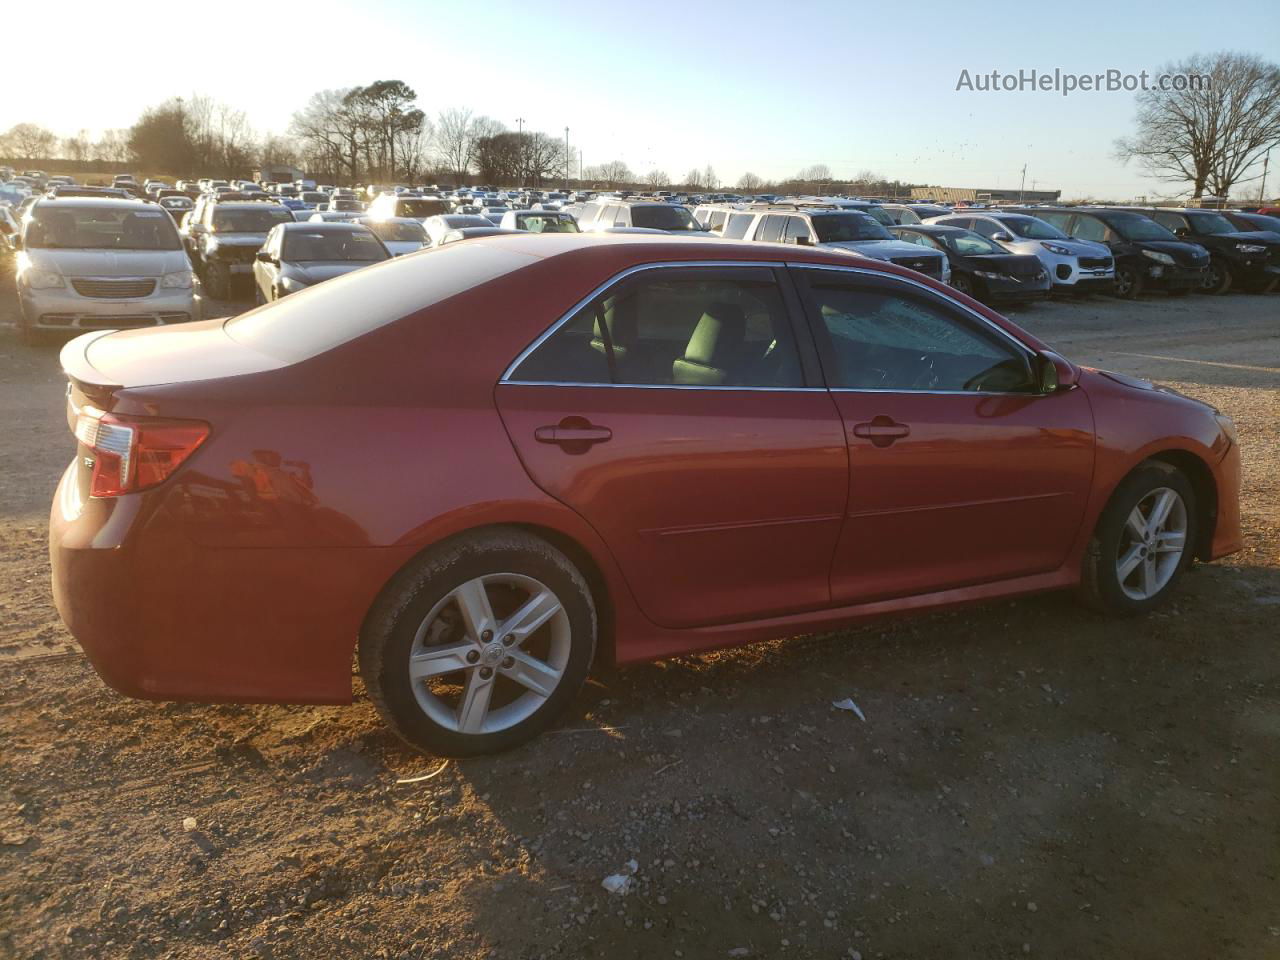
[60,331,123,397]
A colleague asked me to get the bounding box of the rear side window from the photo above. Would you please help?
[802,275,1035,393]
[1071,216,1108,242]
[723,213,754,240]
[756,215,784,243]
[508,267,804,388]
[708,209,728,230]
[782,217,810,244]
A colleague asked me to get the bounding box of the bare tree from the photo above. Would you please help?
[63,130,91,163]
[644,169,670,189]
[1115,52,1280,198]
[683,168,704,190]
[93,129,130,164]
[737,171,764,191]
[2,123,57,160]
[435,108,475,182]
[702,164,719,190]
[589,160,633,187]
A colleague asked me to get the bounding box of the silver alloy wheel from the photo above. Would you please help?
[1116,487,1188,601]
[409,573,570,735]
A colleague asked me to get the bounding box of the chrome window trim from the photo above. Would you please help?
[499,258,1041,393]
[499,259,790,383]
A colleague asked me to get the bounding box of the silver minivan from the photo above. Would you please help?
[14,198,201,343]
[927,211,1114,294]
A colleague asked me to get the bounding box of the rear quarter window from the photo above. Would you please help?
[227,242,537,362]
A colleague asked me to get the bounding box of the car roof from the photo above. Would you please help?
[33,197,155,210]
[280,221,371,231]
[893,223,967,234]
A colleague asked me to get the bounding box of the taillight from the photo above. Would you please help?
[73,407,209,498]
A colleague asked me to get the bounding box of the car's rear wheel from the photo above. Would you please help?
[359,528,596,756]
[1113,264,1143,299]
[951,273,974,297]
[1079,462,1197,616]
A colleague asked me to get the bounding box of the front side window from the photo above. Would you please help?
[945,231,1003,256]
[1153,212,1188,233]
[509,267,804,389]
[1002,216,1067,240]
[1071,216,1108,242]
[802,275,1035,393]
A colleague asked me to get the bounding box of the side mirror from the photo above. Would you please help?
[1173,227,1190,238]
[1037,350,1078,393]
[254,251,275,263]
[991,231,1014,243]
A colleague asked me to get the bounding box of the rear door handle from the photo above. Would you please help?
[851,417,910,447]
[534,420,612,448]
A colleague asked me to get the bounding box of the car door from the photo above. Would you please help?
[791,266,1095,604]
[496,264,848,629]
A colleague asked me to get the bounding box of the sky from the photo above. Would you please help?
[5,0,1279,200]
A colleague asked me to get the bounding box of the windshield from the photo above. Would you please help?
[212,207,295,233]
[301,192,326,204]
[1190,212,1237,235]
[26,206,181,250]
[331,199,362,211]
[283,228,388,262]
[398,198,447,217]
[368,220,426,243]
[814,213,892,242]
[1002,216,1068,240]
[631,205,699,230]
[517,214,580,233]
[1106,212,1176,242]
[943,231,1004,255]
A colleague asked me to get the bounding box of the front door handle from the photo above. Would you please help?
[534,417,612,451]
[851,416,910,447]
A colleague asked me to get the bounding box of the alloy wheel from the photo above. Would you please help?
[1115,487,1188,601]
[408,573,571,734]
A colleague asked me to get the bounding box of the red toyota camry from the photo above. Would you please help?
[50,234,1242,756]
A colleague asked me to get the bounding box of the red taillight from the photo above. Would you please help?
[73,407,209,498]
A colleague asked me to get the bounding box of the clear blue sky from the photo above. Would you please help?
[6,0,1278,199]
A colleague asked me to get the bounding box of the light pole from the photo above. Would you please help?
[515,117,525,186]
[1259,147,1272,204]
[564,127,570,190]
[1019,163,1027,202]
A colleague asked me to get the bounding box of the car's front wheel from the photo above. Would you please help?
[359,528,597,756]
[1079,462,1197,616]
[1202,261,1232,295]
[1113,264,1143,299]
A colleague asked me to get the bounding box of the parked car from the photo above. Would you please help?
[878,204,923,225]
[50,234,1242,756]
[1005,207,1209,299]
[438,226,520,244]
[1220,210,1280,247]
[479,204,512,225]
[190,199,295,299]
[1119,207,1280,294]
[926,212,1114,295]
[745,208,948,281]
[13,198,200,342]
[422,214,494,246]
[366,194,449,221]
[499,210,580,233]
[252,221,390,303]
[158,196,195,222]
[358,216,429,256]
[890,224,1049,302]
[580,200,706,233]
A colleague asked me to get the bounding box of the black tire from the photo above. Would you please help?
[1079,461,1198,617]
[951,273,975,297]
[205,262,230,300]
[359,528,597,757]
[1113,264,1143,300]
[1202,260,1232,295]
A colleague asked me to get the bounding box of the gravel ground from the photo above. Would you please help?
[1,264,1278,960]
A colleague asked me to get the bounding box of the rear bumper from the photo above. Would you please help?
[49,462,407,704]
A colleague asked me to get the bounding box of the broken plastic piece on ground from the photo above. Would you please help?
[832,697,867,721]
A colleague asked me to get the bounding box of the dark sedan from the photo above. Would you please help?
[891,224,1050,303]
[252,221,390,303]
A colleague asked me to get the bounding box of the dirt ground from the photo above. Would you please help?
[1,262,1278,960]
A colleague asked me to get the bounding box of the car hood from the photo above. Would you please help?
[24,247,190,277]
[820,239,943,259]
[1222,230,1280,246]
[286,261,376,283]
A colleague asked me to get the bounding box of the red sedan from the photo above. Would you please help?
[50,235,1242,756]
